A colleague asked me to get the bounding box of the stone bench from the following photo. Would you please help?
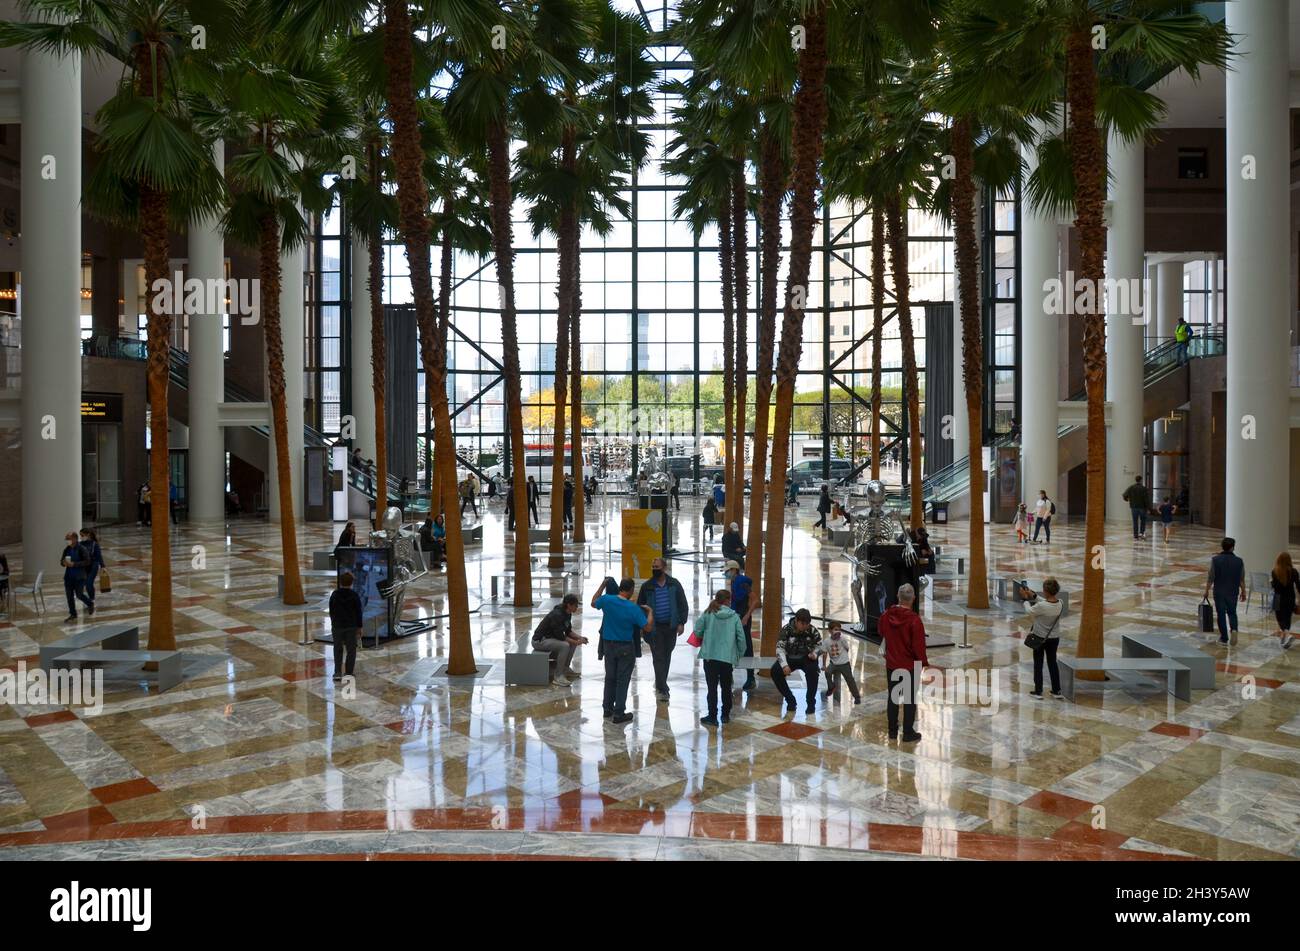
[1121,632,1216,690]
[1058,655,1192,703]
[311,550,337,571]
[490,569,580,601]
[463,523,484,544]
[51,648,183,693]
[40,623,139,672]
[278,569,337,598]
[504,651,552,686]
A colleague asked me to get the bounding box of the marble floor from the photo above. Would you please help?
[0,496,1296,861]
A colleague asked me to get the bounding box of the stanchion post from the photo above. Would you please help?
[299,611,313,646]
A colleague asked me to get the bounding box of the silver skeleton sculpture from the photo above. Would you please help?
[843,480,916,633]
[367,506,428,628]
[640,446,674,494]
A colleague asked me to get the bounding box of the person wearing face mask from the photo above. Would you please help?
[636,558,689,701]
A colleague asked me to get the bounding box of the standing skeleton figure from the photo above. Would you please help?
[368,506,427,627]
[843,481,916,633]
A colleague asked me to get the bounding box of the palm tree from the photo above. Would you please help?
[218,9,349,607]
[954,0,1228,667]
[1,2,225,653]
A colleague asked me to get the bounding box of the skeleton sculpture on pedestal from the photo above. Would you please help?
[640,446,674,495]
[843,480,916,635]
[368,505,427,631]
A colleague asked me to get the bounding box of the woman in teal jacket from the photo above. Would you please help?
[694,588,749,727]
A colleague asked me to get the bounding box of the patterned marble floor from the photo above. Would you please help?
[0,496,1296,861]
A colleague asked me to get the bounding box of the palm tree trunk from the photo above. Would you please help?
[1068,27,1107,675]
[719,197,735,525]
[886,196,924,529]
[870,208,884,482]
[761,2,828,654]
[570,225,586,543]
[548,133,576,570]
[140,184,175,653]
[259,212,305,606]
[744,127,783,596]
[368,208,388,528]
[951,119,989,610]
[486,119,533,606]
[436,199,455,518]
[732,163,748,533]
[384,0,474,671]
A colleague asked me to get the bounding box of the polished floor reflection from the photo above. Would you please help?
[0,495,1296,861]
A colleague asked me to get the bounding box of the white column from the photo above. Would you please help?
[1105,129,1146,518]
[20,46,82,581]
[1152,413,1182,498]
[1020,126,1059,505]
[1155,260,1182,345]
[350,233,376,462]
[1225,0,1290,574]
[268,233,305,521]
[187,141,225,521]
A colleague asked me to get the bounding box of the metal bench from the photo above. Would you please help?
[277,569,337,598]
[1121,632,1216,689]
[1058,655,1192,703]
[490,569,580,601]
[40,623,139,672]
[51,648,184,693]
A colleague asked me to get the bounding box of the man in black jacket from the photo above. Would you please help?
[60,531,93,622]
[532,594,587,684]
[636,558,690,701]
[328,572,365,682]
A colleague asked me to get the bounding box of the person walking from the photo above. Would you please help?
[702,495,718,543]
[1159,496,1176,544]
[814,484,832,530]
[79,529,105,604]
[694,588,748,726]
[1019,578,1065,699]
[880,584,927,742]
[1270,552,1299,650]
[1032,490,1054,544]
[592,577,652,724]
[1174,316,1194,365]
[460,476,479,519]
[1203,537,1247,646]
[505,486,517,532]
[636,558,689,702]
[563,476,575,530]
[726,559,758,691]
[771,608,825,716]
[1013,502,1030,544]
[328,571,364,682]
[1122,476,1150,540]
[137,482,150,526]
[60,531,93,623]
[669,471,681,511]
[532,594,588,684]
[821,623,861,704]
[527,475,541,526]
[169,481,179,524]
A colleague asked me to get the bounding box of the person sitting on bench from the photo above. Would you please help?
[771,608,825,716]
[532,594,587,686]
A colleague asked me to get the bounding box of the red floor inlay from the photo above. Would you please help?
[24,710,78,728]
[224,626,256,634]
[1020,790,1094,820]
[92,777,161,806]
[282,659,327,682]
[41,806,117,832]
[765,721,822,740]
[1150,722,1208,740]
[1051,820,1131,850]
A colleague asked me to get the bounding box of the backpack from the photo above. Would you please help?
[1049,501,1056,516]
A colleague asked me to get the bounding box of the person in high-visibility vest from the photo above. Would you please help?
[1174,317,1194,366]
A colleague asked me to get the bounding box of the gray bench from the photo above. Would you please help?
[278,569,337,598]
[311,550,337,570]
[490,569,580,601]
[1121,632,1216,689]
[51,648,183,693]
[504,651,552,686]
[40,624,139,671]
[1058,655,1192,703]
[463,523,484,544]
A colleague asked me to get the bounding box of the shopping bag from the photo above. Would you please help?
[98,570,112,593]
[1198,598,1213,633]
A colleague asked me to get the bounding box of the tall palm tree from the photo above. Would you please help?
[955,0,1228,667]
[218,7,349,607]
[1,2,225,652]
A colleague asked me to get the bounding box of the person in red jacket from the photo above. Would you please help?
[879,583,928,743]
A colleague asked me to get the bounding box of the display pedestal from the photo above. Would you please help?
[848,542,920,643]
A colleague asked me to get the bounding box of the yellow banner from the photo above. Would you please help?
[622,508,664,579]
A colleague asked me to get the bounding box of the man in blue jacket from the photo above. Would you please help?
[637,558,689,702]
[60,531,93,623]
[1203,537,1247,645]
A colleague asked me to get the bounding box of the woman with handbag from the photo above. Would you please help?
[1020,577,1065,699]
[692,588,748,727]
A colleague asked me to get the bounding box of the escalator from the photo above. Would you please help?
[921,333,1225,504]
